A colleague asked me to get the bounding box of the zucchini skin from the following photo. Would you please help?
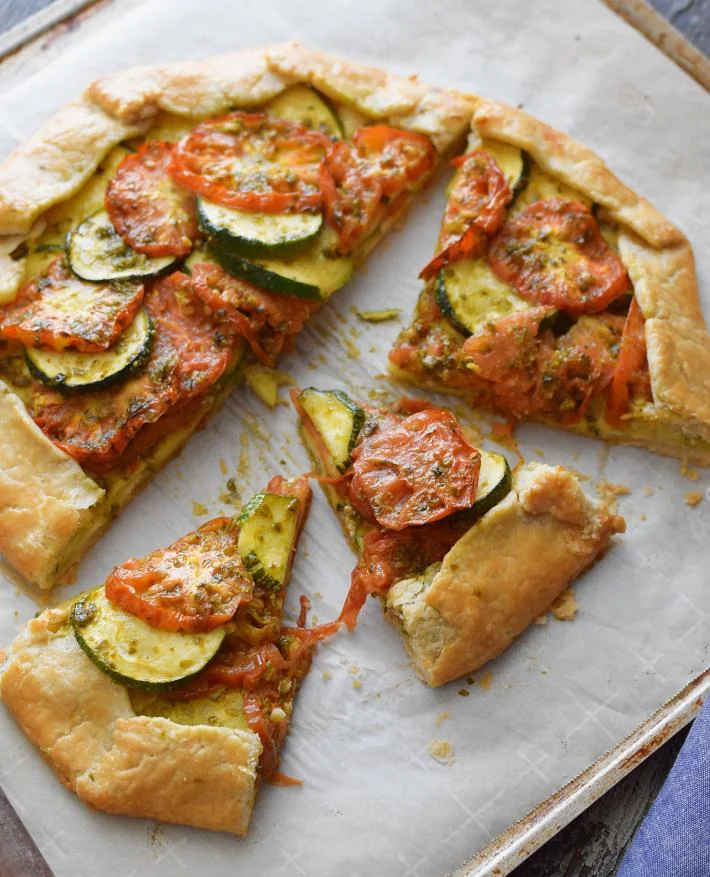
[197,199,323,259]
[471,452,512,518]
[211,244,323,301]
[298,387,366,472]
[67,211,177,283]
[70,591,226,690]
[24,308,154,393]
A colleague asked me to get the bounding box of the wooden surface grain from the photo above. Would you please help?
[0,3,706,877]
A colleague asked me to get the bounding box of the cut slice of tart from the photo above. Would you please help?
[389,99,710,465]
[0,43,473,590]
[293,388,625,687]
[0,476,316,835]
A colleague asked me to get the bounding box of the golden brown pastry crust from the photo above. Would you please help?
[392,99,710,461]
[474,101,710,449]
[0,605,262,834]
[0,382,104,590]
[386,463,625,686]
[0,45,473,590]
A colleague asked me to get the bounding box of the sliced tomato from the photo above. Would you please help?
[537,314,622,425]
[488,199,631,316]
[321,125,435,254]
[420,151,512,280]
[168,112,330,213]
[605,297,652,426]
[463,308,623,424]
[0,257,143,352]
[105,516,251,633]
[337,518,469,630]
[191,262,316,367]
[105,141,197,258]
[462,307,553,419]
[31,272,236,465]
[348,408,480,530]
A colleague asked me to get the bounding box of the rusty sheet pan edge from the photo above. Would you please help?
[451,668,710,877]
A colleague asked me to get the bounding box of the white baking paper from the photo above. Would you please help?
[0,1,709,875]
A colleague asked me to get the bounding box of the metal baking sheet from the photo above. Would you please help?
[0,2,709,876]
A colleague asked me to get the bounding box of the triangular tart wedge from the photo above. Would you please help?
[0,43,473,589]
[389,99,710,465]
[293,388,625,687]
[1,475,316,835]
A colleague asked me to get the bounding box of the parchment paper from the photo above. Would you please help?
[0,2,709,875]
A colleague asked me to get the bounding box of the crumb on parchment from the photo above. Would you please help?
[644,486,653,497]
[191,501,208,517]
[435,711,450,727]
[477,671,494,690]
[344,337,360,359]
[596,480,631,510]
[352,679,362,690]
[428,740,455,765]
[640,513,647,522]
[352,306,401,323]
[322,671,332,682]
[681,460,700,481]
[685,491,703,507]
[551,588,577,621]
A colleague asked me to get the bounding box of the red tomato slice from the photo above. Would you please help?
[420,151,512,280]
[321,125,435,254]
[191,262,316,367]
[538,315,622,425]
[31,272,236,465]
[168,112,330,213]
[105,141,197,258]
[488,199,631,315]
[605,297,651,426]
[0,257,143,352]
[105,516,252,633]
[463,308,623,424]
[462,307,553,419]
[337,517,470,630]
[348,408,481,530]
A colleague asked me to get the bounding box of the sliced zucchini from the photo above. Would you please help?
[129,687,250,732]
[512,163,592,212]
[237,492,301,590]
[473,450,512,517]
[25,307,153,391]
[298,387,365,472]
[211,228,353,301]
[265,84,343,137]
[197,198,323,258]
[68,210,176,282]
[436,258,535,337]
[479,138,529,198]
[71,588,226,689]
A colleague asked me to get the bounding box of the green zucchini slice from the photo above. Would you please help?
[129,687,250,732]
[25,307,153,391]
[71,588,226,689]
[479,139,529,198]
[212,229,353,301]
[298,387,365,472]
[68,210,176,282]
[237,492,301,590]
[197,198,323,258]
[473,450,512,517]
[436,258,537,337]
[265,84,343,137]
